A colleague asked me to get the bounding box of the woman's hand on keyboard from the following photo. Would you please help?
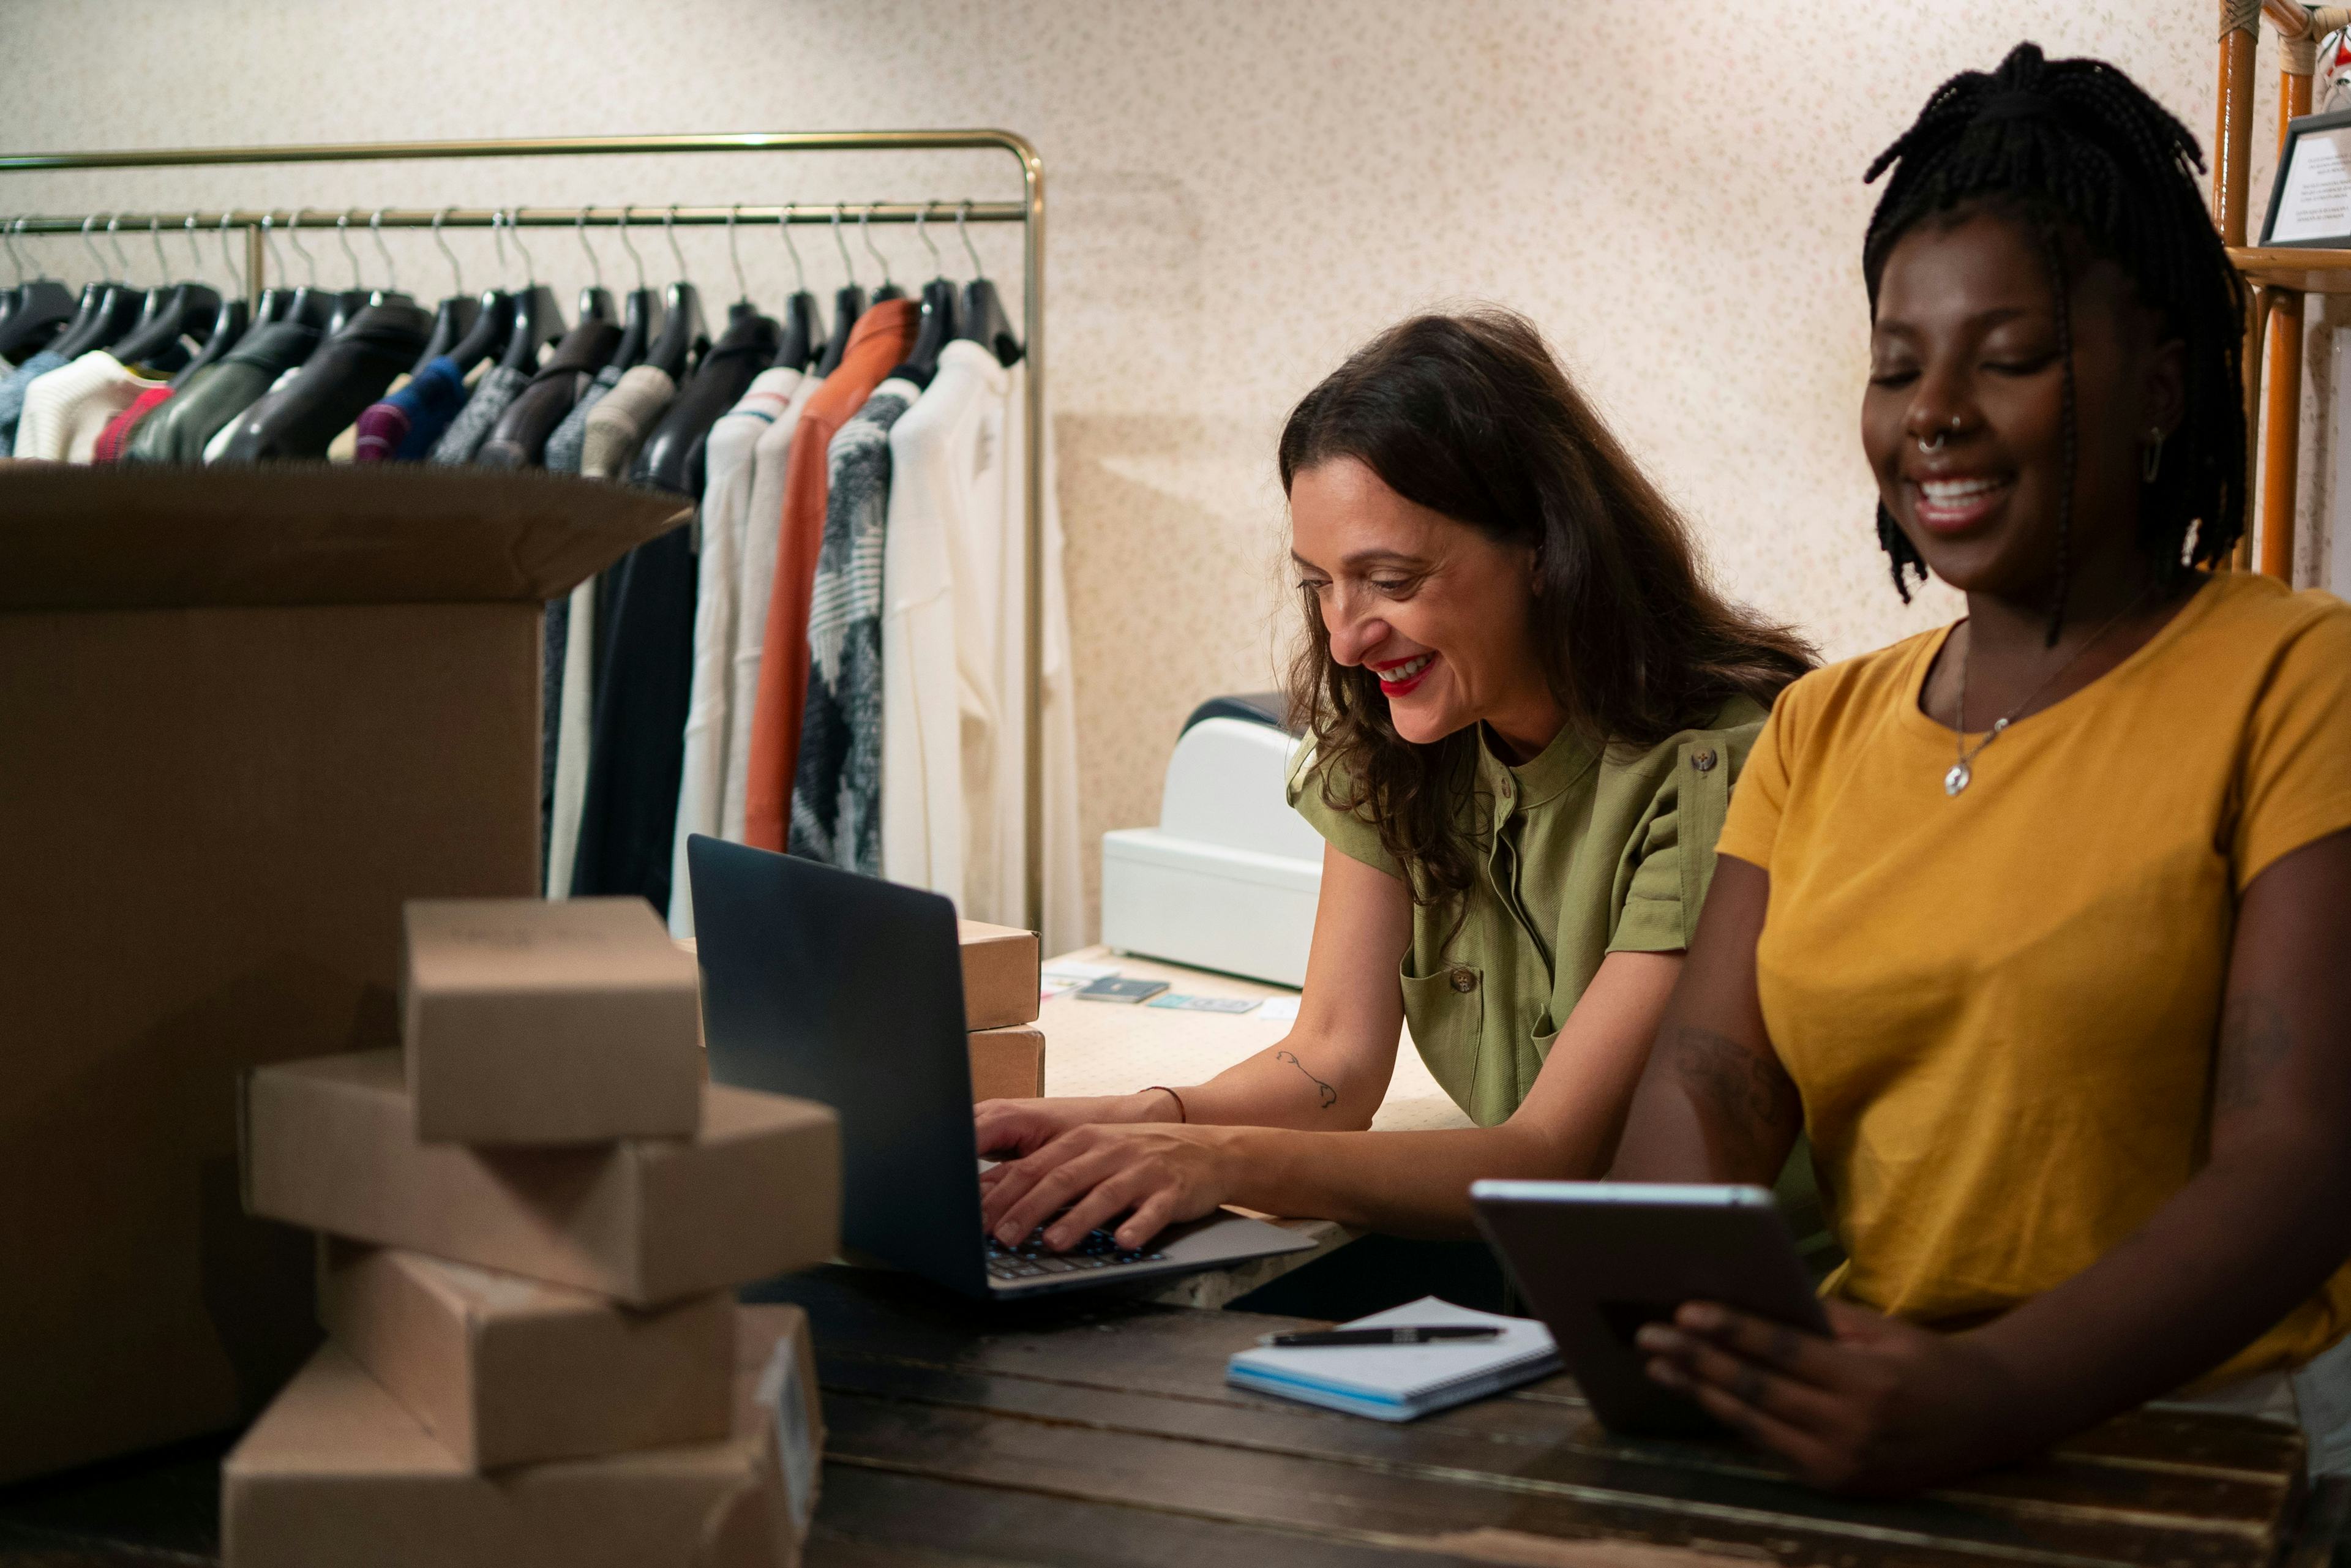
[974,1089,1186,1162]
[980,1122,1242,1252]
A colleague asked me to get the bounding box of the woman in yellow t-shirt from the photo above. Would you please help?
[1616,44,2351,1490]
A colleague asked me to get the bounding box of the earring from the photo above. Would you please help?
[2142,426,2164,483]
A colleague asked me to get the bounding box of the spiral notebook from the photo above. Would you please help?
[1226,1297,1559,1421]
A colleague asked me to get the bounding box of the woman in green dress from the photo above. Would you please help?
[978,308,1813,1253]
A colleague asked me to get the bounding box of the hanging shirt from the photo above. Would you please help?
[477,320,622,470]
[15,351,168,463]
[880,340,996,903]
[722,373,823,842]
[741,299,917,852]
[0,349,69,454]
[429,362,528,464]
[1715,572,2351,1387]
[544,361,624,475]
[545,365,678,902]
[667,366,803,935]
[789,379,917,872]
[91,386,173,463]
[216,302,429,463]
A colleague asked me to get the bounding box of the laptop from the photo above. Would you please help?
[688,835,1317,1299]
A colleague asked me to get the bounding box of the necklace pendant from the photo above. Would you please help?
[1944,761,1971,796]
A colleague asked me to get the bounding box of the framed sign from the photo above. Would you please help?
[2262,108,2351,248]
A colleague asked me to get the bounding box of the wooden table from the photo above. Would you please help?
[17,1266,2339,1568]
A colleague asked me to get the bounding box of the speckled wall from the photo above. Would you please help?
[0,2,2303,942]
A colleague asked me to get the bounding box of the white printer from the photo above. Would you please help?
[1100,694,1323,987]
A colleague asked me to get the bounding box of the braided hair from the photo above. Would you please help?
[1862,42,2246,642]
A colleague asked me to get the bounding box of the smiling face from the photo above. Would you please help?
[1289,456,1562,757]
[1862,206,2182,601]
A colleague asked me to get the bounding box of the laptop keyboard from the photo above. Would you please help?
[985,1225,1168,1280]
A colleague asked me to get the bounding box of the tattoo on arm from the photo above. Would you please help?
[1276,1050,1339,1110]
[2213,993,2293,1118]
[1666,1024,1801,1178]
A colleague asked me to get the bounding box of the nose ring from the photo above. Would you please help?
[1918,430,1948,454]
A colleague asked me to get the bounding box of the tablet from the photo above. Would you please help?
[1469,1180,1829,1437]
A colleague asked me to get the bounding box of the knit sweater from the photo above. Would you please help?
[15,351,167,463]
[429,362,528,463]
[789,377,915,872]
[579,364,676,479]
[354,354,468,462]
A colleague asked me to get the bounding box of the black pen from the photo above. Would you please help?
[1261,1326,1504,1348]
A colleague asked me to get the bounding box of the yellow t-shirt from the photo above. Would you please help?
[1715,571,2351,1384]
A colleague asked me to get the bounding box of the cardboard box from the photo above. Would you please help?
[223,1305,822,1568]
[967,1026,1046,1103]
[404,898,702,1144]
[244,1050,838,1306]
[319,1242,737,1469]
[0,466,689,1484]
[959,921,1041,1030]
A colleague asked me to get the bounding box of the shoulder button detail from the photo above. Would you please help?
[1690,748,1718,773]
[1449,967,1479,994]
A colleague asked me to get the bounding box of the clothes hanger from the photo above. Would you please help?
[49,214,144,361]
[814,205,867,377]
[442,209,517,376]
[574,209,615,324]
[607,206,660,372]
[768,198,819,372]
[333,209,412,320]
[495,205,567,373]
[0,217,78,361]
[642,204,708,381]
[111,216,223,372]
[861,206,906,303]
[951,200,1022,366]
[276,209,339,331]
[894,203,961,384]
[722,204,762,325]
[170,216,250,387]
[411,208,481,370]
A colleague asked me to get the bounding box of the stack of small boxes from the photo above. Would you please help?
[959,920,1045,1099]
[225,898,841,1568]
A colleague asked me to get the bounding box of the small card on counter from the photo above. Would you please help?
[1147,994,1261,1015]
[1257,996,1302,1024]
[1074,976,1171,1005]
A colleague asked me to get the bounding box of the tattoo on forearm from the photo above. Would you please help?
[1667,1024,1800,1176]
[2213,993,2293,1117]
[1276,1050,1339,1111]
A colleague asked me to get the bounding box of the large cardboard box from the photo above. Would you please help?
[967,1025,1046,1103]
[958,920,1041,1030]
[245,1050,838,1304]
[0,466,689,1484]
[403,897,702,1144]
[223,1304,822,1568]
[318,1242,737,1469]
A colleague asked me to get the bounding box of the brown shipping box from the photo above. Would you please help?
[246,1051,838,1305]
[958,920,1040,1030]
[318,1242,737,1469]
[0,466,689,1485]
[223,1305,823,1568]
[403,897,702,1144]
[967,1026,1046,1103]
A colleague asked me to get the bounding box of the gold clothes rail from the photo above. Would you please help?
[0,130,1051,930]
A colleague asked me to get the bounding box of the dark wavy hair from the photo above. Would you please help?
[1280,309,1815,918]
[1862,42,2247,640]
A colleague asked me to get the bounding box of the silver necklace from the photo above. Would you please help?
[1944,586,2153,797]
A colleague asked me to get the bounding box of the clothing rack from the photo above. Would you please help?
[0,130,1051,930]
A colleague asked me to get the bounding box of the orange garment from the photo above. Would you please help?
[741,299,919,850]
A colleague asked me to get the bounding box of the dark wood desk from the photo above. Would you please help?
[6,1266,2345,1568]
